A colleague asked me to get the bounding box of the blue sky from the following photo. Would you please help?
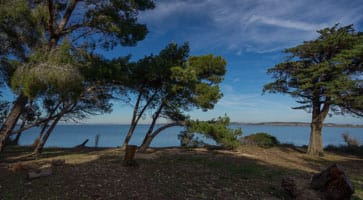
[86,0,363,125]
[4,0,363,125]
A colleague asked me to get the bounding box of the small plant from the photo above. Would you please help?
[242,132,279,148]
[342,132,359,147]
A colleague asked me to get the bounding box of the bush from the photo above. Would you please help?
[324,144,363,156]
[324,133,362,156]
[242,132,279,148]
[342,132,360,147]
[185,116,243,149]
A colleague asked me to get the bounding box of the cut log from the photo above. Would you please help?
[27,167,52,180]
[123,145,138,167]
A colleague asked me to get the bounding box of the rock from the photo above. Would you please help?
[281,177,298,197]
[27,167,52,180]
[311,164,354,200]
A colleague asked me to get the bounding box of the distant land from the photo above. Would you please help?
[231,122,363,128]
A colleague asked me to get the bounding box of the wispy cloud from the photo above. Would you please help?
[140,0,363,53]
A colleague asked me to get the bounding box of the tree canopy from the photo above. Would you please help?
[0,0,155,152]
[117,43,228,151]
[263,24,363,155]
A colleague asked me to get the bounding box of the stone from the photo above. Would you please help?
[311,164,354,200]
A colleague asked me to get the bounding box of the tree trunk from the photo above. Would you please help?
[139,122,184,152]
[138,135,154,152]
[307,101,330,156]
[32,122,49,147]
[121,122,137,149]
[307,120,324,156]
[120,90,153,149]
[13,119,26,145]
[33,115,62,155]
[0,94,28,152]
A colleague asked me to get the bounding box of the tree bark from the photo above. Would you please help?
[121,90,155,149]
[13,119,26,145]
[0,94,28,152]
[32,122,49,147]
[121,122,137,149]
[139,135,153,152]
[307,101,330,156]
[33,114,62,155]
[307,120,324,156]
[138,121,184,152]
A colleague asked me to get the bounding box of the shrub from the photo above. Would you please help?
[185,116,243,149]
[242,132,279,147]
[342,132,360,147]
[324,144,363,156]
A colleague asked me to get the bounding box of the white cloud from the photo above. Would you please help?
[248,15,322,31]
[140,0,363,53]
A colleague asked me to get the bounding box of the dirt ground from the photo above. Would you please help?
[0,145,362,200]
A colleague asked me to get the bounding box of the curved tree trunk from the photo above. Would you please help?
[0,94,28,152]
[121,122,137,149]
[139,122,184,152]
[121,90,154,149]
[12,119,26,145]
[33,115,62,155]
[32,122,49,147]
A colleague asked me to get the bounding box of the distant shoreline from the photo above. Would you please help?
[230,122,363,128]
[57,122,363,128]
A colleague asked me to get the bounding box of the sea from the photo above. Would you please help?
[14,124,363,148]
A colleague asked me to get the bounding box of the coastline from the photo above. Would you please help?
[231,122,363,128]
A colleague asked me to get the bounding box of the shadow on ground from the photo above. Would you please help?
[0,145,362,200]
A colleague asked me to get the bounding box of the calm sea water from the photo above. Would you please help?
[15,124,363,148]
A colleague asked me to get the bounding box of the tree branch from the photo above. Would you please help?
[151,121,185,138]
[56,0,79,35]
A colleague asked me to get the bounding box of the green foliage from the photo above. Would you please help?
[10,41,84,99]
[324,144,363,157]
[0,0,41,60]
[242,133,280,148]
[178,130,205,148]
[342,132,360,147]
[263,24,363,117]
[125,43,227,121]
[185,115,242,149]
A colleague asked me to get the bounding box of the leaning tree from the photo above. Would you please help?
[0,0,154,152]
[117,43,228,152]
[263,24,363,156]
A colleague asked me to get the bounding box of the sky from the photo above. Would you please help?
[5,0,363,125]
[84,0,363,125]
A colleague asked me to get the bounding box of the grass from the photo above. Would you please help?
[1,145,362,199]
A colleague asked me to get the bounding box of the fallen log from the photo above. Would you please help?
[74,139,89,148]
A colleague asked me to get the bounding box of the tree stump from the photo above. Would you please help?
[123,145,138,167]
